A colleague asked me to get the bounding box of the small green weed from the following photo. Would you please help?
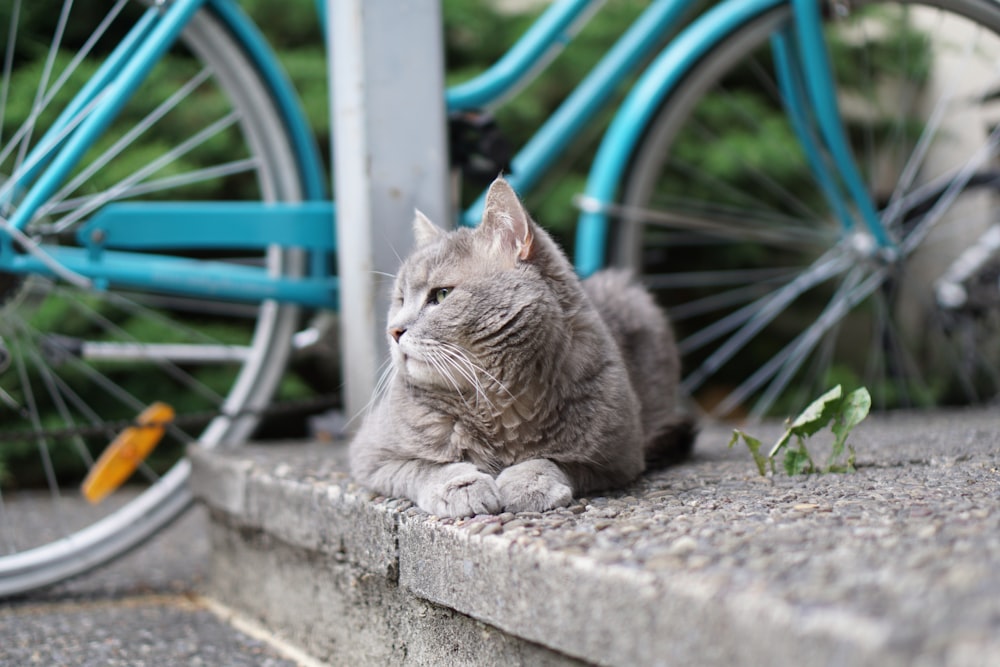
[729,385,871,476]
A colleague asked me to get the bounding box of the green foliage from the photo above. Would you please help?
[729,385,871,476]
[828,6,933,87]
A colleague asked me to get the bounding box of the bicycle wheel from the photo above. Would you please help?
[615,0,1000,419]
[0,3,313,595]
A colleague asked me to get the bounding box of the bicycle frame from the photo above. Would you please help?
[0,0,882,306]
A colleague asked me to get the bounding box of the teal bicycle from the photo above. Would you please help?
[2,0,1000,594]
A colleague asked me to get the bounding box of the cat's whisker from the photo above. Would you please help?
[438,342,515,401]
[372,358,396,403]
[435,345,496,409]
[346,356,396,426]
[425,350,476,409]
[428,348,488,410]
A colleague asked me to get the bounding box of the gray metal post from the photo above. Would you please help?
[328,0,451,423]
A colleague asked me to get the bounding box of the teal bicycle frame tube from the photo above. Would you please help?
[461,0,697,227]
[6,0,209,232]
[8,245,338,308]
[446,0,601,110]
[575,0,785,276]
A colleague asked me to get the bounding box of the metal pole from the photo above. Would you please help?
[328,0,451,423]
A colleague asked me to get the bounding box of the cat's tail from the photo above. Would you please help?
[644,414,699,469]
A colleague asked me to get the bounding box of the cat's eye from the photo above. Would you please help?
[430,287,451,305]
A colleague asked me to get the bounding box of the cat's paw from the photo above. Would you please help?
[419,465,502,518]
[497,459,573,513]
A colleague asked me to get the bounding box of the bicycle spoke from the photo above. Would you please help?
[8,327,66,541]
[876,286,932,407]
[62,285,241,340]
[665,270,798,321]
[680,248,851,388]
[0,0,22,152]
[903,124,1000,254]
[645,266,795,289]
[27,325,166,484]
[27,345,95,468]
[864,287,891,410]
[683,111,824,223]
[607,198,835,248]
[46,111,240,230]
[0,88,110,203]
[42,159,259,220]
[59,295,225,405]
[7,314,167,490]
[744,266,879,418]
[884,13,978,226]
[12,0,74,178]
[37,67,215,218]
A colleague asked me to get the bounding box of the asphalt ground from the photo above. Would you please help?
[0,500,305,666]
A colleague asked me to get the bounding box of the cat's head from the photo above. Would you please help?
[386,177,576,393]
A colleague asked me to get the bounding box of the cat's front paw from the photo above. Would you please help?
[497,459,572,513]
[419,465,502,518]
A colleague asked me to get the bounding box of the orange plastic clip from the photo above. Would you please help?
[81,402,175,504]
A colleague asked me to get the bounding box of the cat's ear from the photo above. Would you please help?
[413,210,444,247]
[481,177,533,262]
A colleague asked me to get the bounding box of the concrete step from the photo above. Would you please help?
[190,410,1000,667]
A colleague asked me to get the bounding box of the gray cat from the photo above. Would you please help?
[349,177,695,517]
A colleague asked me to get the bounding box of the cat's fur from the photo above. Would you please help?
[349,177,695,517]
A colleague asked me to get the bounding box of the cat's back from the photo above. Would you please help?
[582,269,692,462]
[583,269,671,344]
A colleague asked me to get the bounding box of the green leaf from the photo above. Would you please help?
[783,444,814,475]
[769,385,843,459]
[767,427,794,460]
[730,429,769,476]
[840,387,872,429]
[789,384,843,435]
[829,387,871,464]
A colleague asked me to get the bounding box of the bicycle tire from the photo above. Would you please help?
[615,0,1000,418]
[0,4,310,595]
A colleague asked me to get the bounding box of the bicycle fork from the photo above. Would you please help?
[776,0,894,255]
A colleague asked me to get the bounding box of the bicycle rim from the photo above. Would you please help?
[0,4,306,595]
[617,0,1000,419]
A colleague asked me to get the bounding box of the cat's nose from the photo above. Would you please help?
[389,327,406,343]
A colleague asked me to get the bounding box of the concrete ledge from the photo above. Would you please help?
[191,410,1000,666]
[205,520,580,666]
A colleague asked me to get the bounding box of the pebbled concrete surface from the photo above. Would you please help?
[193,408,1000,667]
